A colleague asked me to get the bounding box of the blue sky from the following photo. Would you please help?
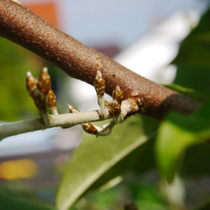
[57,0,205,47]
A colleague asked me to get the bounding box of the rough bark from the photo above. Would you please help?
[0,0,200,118]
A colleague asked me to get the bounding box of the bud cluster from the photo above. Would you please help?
[26,67,57,116]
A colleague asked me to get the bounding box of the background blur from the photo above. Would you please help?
[0,0,210,209]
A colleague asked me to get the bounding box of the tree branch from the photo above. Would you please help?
[0,0,200,119]
[0,118,45,140]
[0,110,108,140]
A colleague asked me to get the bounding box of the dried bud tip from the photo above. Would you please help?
[96,70,102,78]
[68,104,73,111]
[110,102,121,116]
[116,86,121,91]
[42,67,48,73]
[68,105,79,113]
[38,67,51,95]
[94,70,105,97]
[26,71,32,77]
[26,71,38,95]
[112,85,124,104]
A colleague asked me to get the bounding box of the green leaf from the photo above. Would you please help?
[130,183,169,210]
[0,37,42,121]
[182,143,210,176]
[0,187,55,210]
[172,7,210,95]
[156,101,210,182]
[56,115,158,210]
[91,131,157,192]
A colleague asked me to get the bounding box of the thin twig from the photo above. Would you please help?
[98,120,116,136]
[0,95,140,140]
[0,0,201,119]
[0,110,109,140]
[0,118,45,140]
[49,110,107,127]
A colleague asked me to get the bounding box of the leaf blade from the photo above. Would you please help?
[156,101,210,182]
[56,115,158,210]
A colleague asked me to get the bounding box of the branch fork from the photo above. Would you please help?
[68,70,139,136]
[26,68,139,137]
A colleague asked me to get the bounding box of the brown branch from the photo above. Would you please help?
[0,0,200,118]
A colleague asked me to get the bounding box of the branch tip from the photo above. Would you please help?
[26,71,32,77]
[112,85,124,104]
[68,104,79,113]
[42,67,48,73]
[26,68,58,124]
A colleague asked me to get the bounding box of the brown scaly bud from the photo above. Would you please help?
[47,89,57,114]
[26,71,47,114]
[68,105,99,135]
[38,67,51,95]
[112,85,124,104]
[82,123,98,135]
[94,70,105,97]
[110,101,121,116]
[26,71,38,97]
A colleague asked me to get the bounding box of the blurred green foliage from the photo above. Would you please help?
[156,101,210,182]
[0,37,67,121]
[0,186,55,210]
[154,5,210,208]
[72,180,169,210]
[173,7,210,94]
[155,6,210,181]
[0,37,42,121]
